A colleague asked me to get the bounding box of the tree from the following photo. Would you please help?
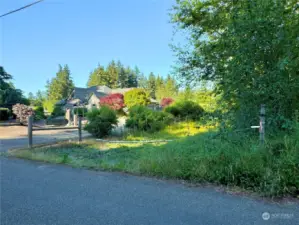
[0,66,12,82]
[0,66,29,107]
[48,64,74,101]
[118,66,128,88]
[87,64,107,87]
[156,75,178,100]
[127,67,138,88]
[35,90,46,107]
[106,60,118,88]
[99,93,125,111]
[28,92,35,105]
[171,0,299,130]
[124,89,150,108]
[148,72,156,99]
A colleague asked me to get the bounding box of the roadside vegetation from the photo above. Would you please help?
[7,122,299,197]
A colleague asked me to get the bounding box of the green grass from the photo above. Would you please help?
[7,127,299,198]
[124,121,214,140]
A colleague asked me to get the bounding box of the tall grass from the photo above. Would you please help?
[7,124,299,197]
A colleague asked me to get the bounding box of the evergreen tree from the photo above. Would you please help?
[28,92,35,105]
[87,64,107,87]
[48,64,74,101]
[127,66,138,88]
[106,60,118,88]
[117,61,128,88]
[148,72,156,99]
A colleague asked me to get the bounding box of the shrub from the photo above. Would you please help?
[160,97,174,108]
[33,106,45,121]
[84,106,118,138]
[73,107,88,117]
[165,101,204,121]
[0,108,10,121]
[100,93,125,111]
[12,104,34,124]
[46,116,68,126]
[126,105,173,132]
[124,89,150,108]
[51,105,65,117]
[43,100,56,114]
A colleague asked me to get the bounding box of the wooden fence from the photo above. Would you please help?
[27,115,82,148]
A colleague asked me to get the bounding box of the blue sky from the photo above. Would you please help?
[0,0,180,95]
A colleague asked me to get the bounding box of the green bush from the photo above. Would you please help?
[165,101,204,121]
[74,107,88,117]
[126,105,173,132]
[0,108,9,121]
[46,116,68,126]
[43,100,56,114]
[84,106,118,138]
[33,106,45,121]
[124,89,150,108]
[51,105,65,117]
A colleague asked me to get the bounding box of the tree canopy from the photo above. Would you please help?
[171,0,299,130]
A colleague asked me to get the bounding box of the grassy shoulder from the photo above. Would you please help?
[6,127,299,198]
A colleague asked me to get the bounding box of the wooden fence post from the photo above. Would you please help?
[74,114,78,127]
[260,104,265,144]
[28,115,33,148]
[78,116,82,142]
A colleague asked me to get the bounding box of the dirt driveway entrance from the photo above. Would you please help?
[0,126,89,152]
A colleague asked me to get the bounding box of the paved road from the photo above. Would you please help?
[1,157,298,225]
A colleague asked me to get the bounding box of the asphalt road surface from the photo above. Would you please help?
[1,157,298,225]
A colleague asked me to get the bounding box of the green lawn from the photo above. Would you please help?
[6,124,299,198]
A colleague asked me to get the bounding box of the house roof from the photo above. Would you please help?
[71,85,111,102]
[88,91,107,101]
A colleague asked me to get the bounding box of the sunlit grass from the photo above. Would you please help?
[124,122,216,141]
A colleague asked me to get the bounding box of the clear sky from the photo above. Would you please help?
[0,0,179,95]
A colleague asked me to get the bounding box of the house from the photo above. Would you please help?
[63,86,133,110]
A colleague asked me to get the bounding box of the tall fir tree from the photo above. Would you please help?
[126,66,138,88]
[106,60,118,88]
[48,64,74,101]
[148,72,156,99]
[87,64,107,87]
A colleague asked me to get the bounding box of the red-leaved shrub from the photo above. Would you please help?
[161,97,174,108]
[100,93,125,111]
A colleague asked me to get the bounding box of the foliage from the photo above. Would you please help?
[11,129,299,197]
[43,99,56,114]
[160,97,174,108]
[0,66,29,108]
[126,105,173,132]
[84,106,118,138]
[87,60,138,88]
[51,105,65,117]
[47,64,74,101]
[155,75,178,100]
[46,116,68,126]
[147,72,156,99]
[165,101,204,121]
[33,106,45,120]
[73,107,88,117]
[0,108,9,121]
[124,89,150,108]
[100,93,125,111]
[28,90,46,107]
[171,0,299,131]
[12,104,34,124]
